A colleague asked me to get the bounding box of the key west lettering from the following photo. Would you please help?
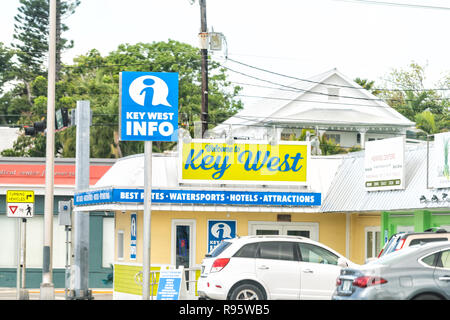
[180,140,310,185]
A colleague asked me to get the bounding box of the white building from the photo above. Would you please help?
[0,127,20,153]
[212,68,415,149]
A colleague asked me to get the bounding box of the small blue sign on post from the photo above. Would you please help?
[156,268,184,300]
[208,220,236,253]
[130,213,137,260]
[119,71,179,142]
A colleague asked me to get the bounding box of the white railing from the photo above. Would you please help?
[134,266,201,299]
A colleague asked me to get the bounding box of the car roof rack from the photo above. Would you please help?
[424,228,448,233]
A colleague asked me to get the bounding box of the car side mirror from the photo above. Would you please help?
[337,257,348,268]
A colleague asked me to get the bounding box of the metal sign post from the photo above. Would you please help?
[142,141,152,299]
[15,218,29,300]
[58,200,72,299]
[19,218,28,300]
[7,190,34,300]
[119,71,178,300]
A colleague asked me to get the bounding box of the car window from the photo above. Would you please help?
[438,250,450,269]
[233,243,259,258]
[381,235,402,256]
[258,241,296,261]
[409,238,449,246]
[208,241,232,258]
[298,243,338,265]
[421,252,438,267]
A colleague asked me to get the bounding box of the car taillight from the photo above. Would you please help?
[211,258,230,272]
[395,239,406,251]
[377,249,384,258]
[336,277,342,286]
[353,276,388,288]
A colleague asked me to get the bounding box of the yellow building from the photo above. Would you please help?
[74,141,374,299]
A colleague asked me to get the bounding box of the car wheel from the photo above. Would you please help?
[412,293,442,300]
[230,283,265,300]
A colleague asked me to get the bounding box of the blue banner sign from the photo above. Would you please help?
[130,213,137,260]
[119,71,178,142]
[74,188,321,207]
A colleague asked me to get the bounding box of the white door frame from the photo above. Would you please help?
[364,226,380,260]
[171,219,196,268]
[248,221,319,241]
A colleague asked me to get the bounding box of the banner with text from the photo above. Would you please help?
[364,136,405,191]
[74,188,321,207]
[179,140,310,185]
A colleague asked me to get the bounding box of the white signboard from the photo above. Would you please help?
[7,202,34,218]
[364,136,405,191]
[432,132,450,189]
[155,266,188,300]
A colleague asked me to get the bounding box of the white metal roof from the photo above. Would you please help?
[321,142,450,212]
[89,151,345,213]
[212,68,414,139]
[94,152,343,194]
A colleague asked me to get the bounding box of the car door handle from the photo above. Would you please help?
[303,269,314,274]
[438,276,450,281]
[258,266,269,270]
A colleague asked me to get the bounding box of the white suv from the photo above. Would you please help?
[197,235,357,300]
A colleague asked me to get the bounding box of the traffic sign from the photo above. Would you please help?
[119,72,179,142]
[7,190,35,218]
[7,202,34,218]
[6,190,35,203]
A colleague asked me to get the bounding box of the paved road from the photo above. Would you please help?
[0,287,113,300]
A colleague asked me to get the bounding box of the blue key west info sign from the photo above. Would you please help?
[119,72,178,141]
[208,220,236,253]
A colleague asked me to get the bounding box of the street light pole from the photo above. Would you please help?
[40,0,56,300]
[199,0,208,138]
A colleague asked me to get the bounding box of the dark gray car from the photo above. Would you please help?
[333,241,450,300]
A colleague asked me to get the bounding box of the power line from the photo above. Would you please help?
[328,0,450,11]
[3,57,448,106]
[219,64,449,103]
[231,81,449,105]
[221,64,448,104]
[58,57,450,96]
[222,57,450,92]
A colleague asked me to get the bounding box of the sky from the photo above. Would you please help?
[0,0,449,107]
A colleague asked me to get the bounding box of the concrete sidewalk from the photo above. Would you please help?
[0,287,113,300]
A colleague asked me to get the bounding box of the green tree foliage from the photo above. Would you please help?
[59,41,243,157]
[13,0,49,81]
[379,62,449,135]
[13,0,80,82]
[2,41,243,158]
[354,77,381,96]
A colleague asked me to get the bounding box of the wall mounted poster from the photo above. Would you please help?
[432,132,450,188]
[364,136,405,191]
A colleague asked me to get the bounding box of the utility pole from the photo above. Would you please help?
[40,0,56,300]
[199,0,208,138]
[70,101,92,300]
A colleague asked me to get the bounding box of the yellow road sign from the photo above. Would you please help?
[6,190,35,203]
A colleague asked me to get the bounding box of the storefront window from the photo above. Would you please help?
[256,229,279,235]
[176,225,190,269]
[102,217,114,267]
[249,222,318,241]
[365,227,380,260]
[117,230,124,260]
[287,230,310,237]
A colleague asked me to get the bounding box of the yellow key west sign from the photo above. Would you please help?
[180,140,310,185]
